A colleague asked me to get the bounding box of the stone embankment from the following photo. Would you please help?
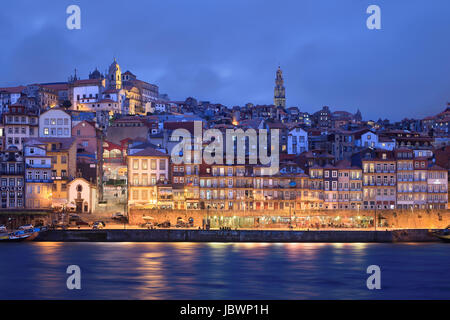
[35,228,441,243]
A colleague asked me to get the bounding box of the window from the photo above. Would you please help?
[44,128,49,135]
[159,159,166,170]
[133,160,139,170]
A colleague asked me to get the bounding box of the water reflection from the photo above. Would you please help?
[0,242,449,299]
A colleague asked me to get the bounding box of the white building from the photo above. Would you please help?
[3,105,39,150]
[377,136,395,151]
[70,78,105,111]
[67,177,97,213]
[356,131,395,151]
[287,126,308,155]
[0,86,23,116]
[360,131,378,148]
[39,108,72,138]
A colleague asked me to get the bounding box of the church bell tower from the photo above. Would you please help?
[274,66,286,108]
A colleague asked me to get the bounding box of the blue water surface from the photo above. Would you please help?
[0,242,448,299]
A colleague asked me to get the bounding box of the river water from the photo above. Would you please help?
[0,242,448,300]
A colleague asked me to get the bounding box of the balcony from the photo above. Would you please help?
[26,164,52,169]
[26,179,53,183]
[0,170,25,176]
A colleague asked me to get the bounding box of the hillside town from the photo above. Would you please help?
[0,59,449,228]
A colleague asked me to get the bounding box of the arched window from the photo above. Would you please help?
[77,185,83,192]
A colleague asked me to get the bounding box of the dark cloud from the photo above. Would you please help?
[1,0,449,121]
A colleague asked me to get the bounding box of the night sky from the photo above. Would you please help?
[0,0,449,121]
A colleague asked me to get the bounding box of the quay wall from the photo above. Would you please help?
[35,229,440,243]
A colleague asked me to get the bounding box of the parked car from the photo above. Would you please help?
[52,223,68,230]
[69,214,81,222]
[157,221,171,228]
[0,225,7,232]
[176,219,189,228]
[112,213,127,223]
[75,220,90,226]
[92,221,106,230]
[112,212,124,219]
[140,222,154,229]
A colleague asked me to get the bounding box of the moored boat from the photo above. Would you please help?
[431,225,450,243]
[0,233,31,242]
[0,227,44,242]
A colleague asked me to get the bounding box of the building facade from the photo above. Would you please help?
[39,108,72,138]
[3,105,39,150]
[0,146,25,209]
[24,144,53,209]
[127,147,170,208]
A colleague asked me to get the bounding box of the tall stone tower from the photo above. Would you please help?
[274,66,286,108]
[107,58,122,90]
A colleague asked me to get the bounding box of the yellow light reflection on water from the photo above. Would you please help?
[136,251,168,300]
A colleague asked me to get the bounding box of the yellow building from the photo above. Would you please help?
[25,137,77,208]
[127,147,170,209]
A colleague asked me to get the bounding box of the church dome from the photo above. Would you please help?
[89,68,102,79]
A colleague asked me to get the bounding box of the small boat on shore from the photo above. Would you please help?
[0,227,44,242]
[431,226,450,243]
[0,232,32,242]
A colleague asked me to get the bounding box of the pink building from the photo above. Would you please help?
[72,121,100,156]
